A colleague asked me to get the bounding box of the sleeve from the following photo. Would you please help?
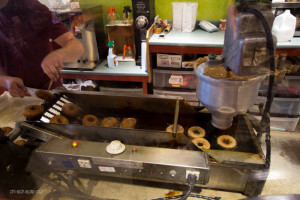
[0,62,4,73]
[23,0,69,40]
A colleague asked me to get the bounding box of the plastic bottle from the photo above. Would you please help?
[272,10,296,42]
[107,7,120,24]
[122,6,133,24]
[107,41,118,68]
[123,43,133,59]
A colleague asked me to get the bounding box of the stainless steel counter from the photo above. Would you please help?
[149,29,300,49]
[61,60,147,77]
[60,60,149,94]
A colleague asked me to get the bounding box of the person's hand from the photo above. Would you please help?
[2,76,30,97]
[71,15,84,34]
[41,51,64,82]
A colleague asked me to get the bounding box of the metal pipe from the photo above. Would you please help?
[172,98,180,137]
[16,122,66,142]
[8,127,22,141]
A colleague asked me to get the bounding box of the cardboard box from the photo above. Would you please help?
[182,60,197,69]
[106,24,136,62]
[157,54,182,68]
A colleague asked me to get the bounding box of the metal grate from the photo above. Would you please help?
[40,95,72,123]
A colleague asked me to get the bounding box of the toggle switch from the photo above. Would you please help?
[169,170,177,178]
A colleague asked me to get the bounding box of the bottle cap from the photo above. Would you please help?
[123,6,132,18]
[108,41,114,48]
[123,6,132,13]
[108,7,116,20]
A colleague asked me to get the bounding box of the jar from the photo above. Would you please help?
[219,19,226,30]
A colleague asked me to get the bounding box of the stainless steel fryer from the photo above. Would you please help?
[17,90,268,197]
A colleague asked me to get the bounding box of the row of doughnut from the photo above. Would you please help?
[166,124,237,150]
[23,90,237,150]
[23,101,137,129]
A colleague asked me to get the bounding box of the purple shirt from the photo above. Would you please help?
[0,0,68,89]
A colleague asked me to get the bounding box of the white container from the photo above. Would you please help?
[153,69,197,89]
[182,2,198,32]
[254,96,300,116]
[272,10,296,42]
[141,42,147,71]
[172,2,185,31]
[172,2,198,32]
[253,115,299,132]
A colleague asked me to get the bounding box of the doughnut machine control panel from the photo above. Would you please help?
[36,138,209,185]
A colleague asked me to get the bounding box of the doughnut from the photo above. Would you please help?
[166,124,184,134]
[100,117,118,128]
[14,140,26,147]
[1,127,13,136]
[192,138,211,150]
[23,105,44,120]
[62,103,81,118]
[217,135,237,149]
[120,118,137,129]
[35,89,54,101]
[50,115,69,124]
[82,115,99,126]
[188,126,206,138]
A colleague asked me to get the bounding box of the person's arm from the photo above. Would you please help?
[41,32,84,82]
[0,69,30,97]
[21,0,84,83]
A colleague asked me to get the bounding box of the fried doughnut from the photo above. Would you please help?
[217,135,237,149]
[82,115,99,126]
[35,89,54,101]
[188,126,205,138]
[192,138,211,150]
[50,115,69,124]
[100,117,118,127]
[120,118,137,129]
[14,140,26,147]
[62,103,81,118]
[23,105,44,120]
[166,124,184,134]
[1,127,13,136]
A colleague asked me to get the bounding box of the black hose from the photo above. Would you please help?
[180,174,197,200]
[243,7,275,168]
